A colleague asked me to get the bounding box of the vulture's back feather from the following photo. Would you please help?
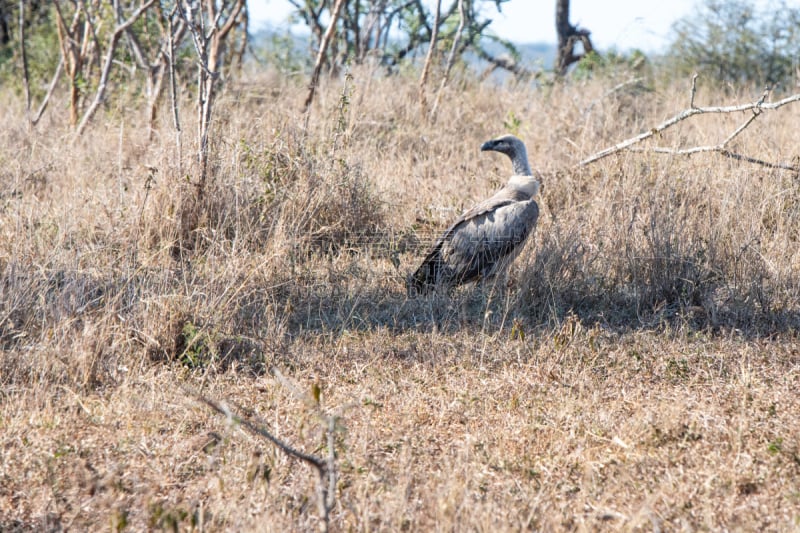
[409,189,538,293]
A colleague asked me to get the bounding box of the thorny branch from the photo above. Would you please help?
[579,82,800,172]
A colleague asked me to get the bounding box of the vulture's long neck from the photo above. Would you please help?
[507,147,537,197]
[510,149,532,176]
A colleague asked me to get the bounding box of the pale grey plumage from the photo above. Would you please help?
[409,135,540,294]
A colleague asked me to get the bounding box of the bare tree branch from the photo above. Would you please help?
[167,5,182,176]
[626,146,800,171]
[189,387,326,469]
[76,0,156,135]
[303,0,347,113]
[233,2,248,71]
[215,0,244,39]
[177,0,245,191]
[418,0,441,116]
[476,48,534,80]
[31,58,64,126]
[19,0,31,122]
[429,0,464,123]
[578,86,800,170]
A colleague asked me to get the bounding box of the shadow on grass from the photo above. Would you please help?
[251,255,800,340]
[4,243,800,386]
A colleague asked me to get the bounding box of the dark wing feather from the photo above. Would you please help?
[409,189,538,294]
[444,199,539,284]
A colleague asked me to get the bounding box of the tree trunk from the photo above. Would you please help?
[555,0,593,76]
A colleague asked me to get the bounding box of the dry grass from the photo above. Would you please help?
[1,66,800,531]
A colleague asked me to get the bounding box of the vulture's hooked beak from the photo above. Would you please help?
[480,140,496,152]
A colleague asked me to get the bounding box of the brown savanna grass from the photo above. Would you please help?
[1,64,800,531]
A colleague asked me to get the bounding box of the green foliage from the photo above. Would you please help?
[502,110,521,136]
[179,321,216,369]
[572,49,648,80]
[767,438,783,455]
[0,3,60,98]
[665,0,800,89]
[665,357,691,381]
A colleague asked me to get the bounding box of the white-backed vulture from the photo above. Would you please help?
[408,134,540,295]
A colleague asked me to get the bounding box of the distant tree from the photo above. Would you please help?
[555,0,593,76]
[0,0,247,135]
[287,0,524,75]
[666,0,800,89]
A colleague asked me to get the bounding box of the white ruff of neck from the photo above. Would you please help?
[508,174,540,198]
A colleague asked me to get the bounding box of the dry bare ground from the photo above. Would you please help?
[1,66,800,531]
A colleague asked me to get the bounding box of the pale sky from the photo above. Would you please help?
[248,0,701,52]
[249,1,800,52]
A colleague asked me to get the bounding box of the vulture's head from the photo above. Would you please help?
[480,134,531,176]
[480,134,524,156]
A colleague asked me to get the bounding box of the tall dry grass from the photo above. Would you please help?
[1,66,799,531]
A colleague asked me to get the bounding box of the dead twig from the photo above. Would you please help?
[579,83,800,172]
[690,73,699,108]
[185,371,338,533]
[188,387,326,469]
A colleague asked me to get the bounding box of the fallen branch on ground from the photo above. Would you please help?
[185,371,337,533]
[579,77,800,172]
